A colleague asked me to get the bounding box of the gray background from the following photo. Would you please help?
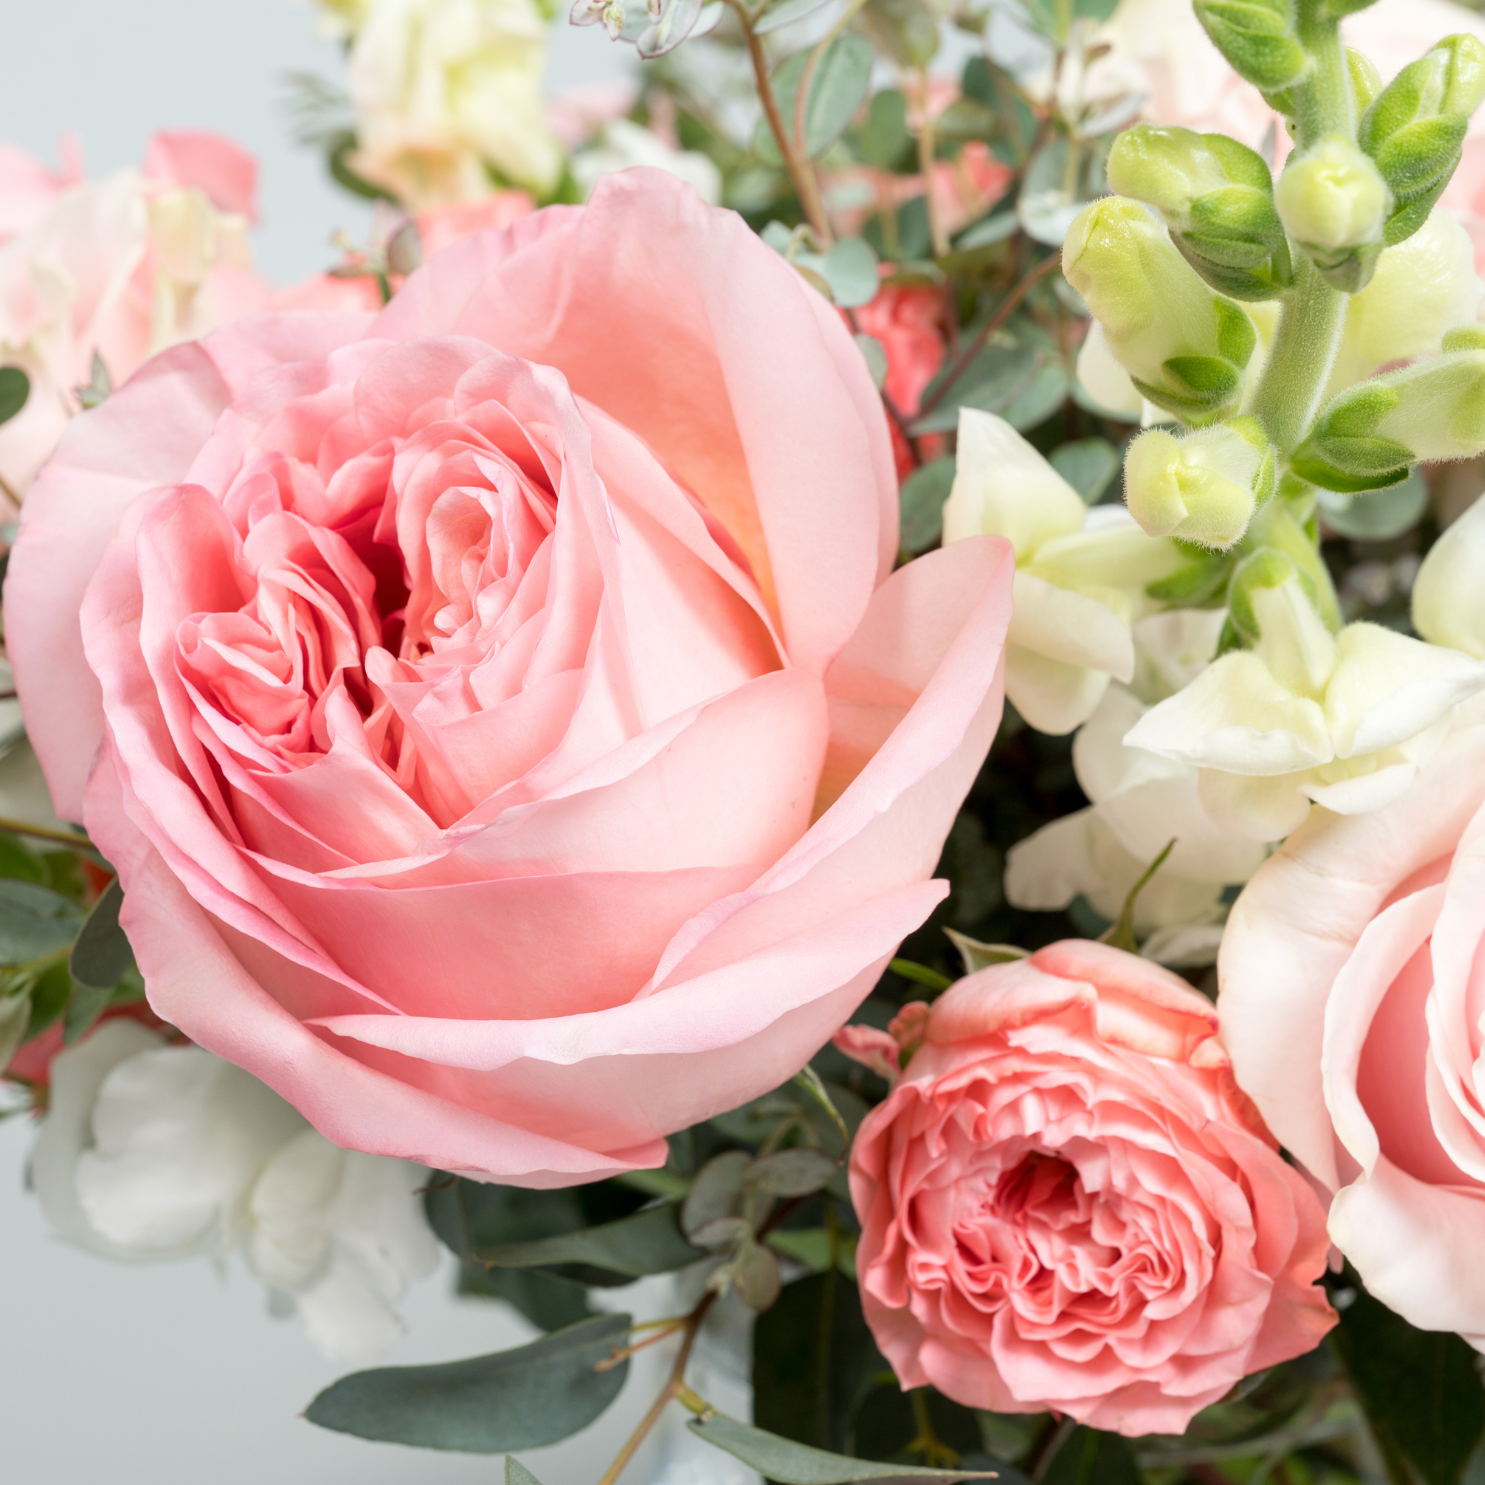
[0,4,661,1479]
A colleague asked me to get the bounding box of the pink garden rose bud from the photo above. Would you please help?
[1219,718,1485,1345]
[849,940,1336,1436]
[6,171,1014,1187]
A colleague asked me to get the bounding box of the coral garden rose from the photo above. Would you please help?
[850,940,1336,1435]
[6,171,1014,1186]
[1219,718,1485,1344]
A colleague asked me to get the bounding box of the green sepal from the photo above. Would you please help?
[1212,297,1258,365]
[1347,48,1384,113]
[1318,382,1401,436]
[1162,356,1244,403]
[1322,0,1380,15]
[1195,0,1309,92]
[1227,547,1299,644]
[1131,374,1231,424]
[1186,187,1286,267]
[1145,549,1232,605]
[1289,446,1412,491]
[1310,240,1383,294]
[1374,115,1469,194]
[1203,133,1278,191]
[1443,325,1485,352]
[1383,179,1452,247]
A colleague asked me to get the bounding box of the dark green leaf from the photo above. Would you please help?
[1041,1427,1141,1485]
[911,343,1039,435]
[687,1411,996,1482]
[458,1262,593,1332]
[0,367,29,427]
[822,238,881,308]
[63,980,113,1045]
[861,0,940,68]
[1001,364,1069,432]
[0,880,85,966]
[1051,439,1120,503]
[682,1150,751,1237]
[758,37,874,164]
[735,1236,783,1310]
[305,1313,632,1452]
[69,879,133,990]
[506,1460,544,1485]
[856,90,913,172]
[899,457,955,554]
[0,833,44,885]
[749,1147,839,1197]
[756,0,837,35]
[1333,1280,1485,1485]
[21,959,72,1043]
[479,1202,704,1279]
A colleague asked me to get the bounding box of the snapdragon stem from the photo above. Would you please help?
[1249,0,1353,456]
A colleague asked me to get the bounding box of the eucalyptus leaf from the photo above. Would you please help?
[1315,470,1428,541]
[0,991,30,1074]
[856,89,912,171]
[899,457,955,554]
[507,1461,544,1485]
[305,1314,632,1452]
[1018,137,1105,246]
[0,833,44,884]
[954,211,1018,250]
[756,0,836,34]
[0,367,29,427]
[637,0,703,59]
[0,880,85,966]
[63,980,113,1045]
[1051,438,1121,503]
[821,237,880,308]
[479,1202,704,1279]
[855,333,888,389]
[687,1411,997,1482]
[682,1150,751,1238]
[748,1147,839,1197]
[757,36,874,164]
[69,879,133,990]
[911,342,1039,435]
[734,1237,783,1310]
[1000,363,1069,431]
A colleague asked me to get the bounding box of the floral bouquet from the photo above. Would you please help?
[5,0,1485,1479]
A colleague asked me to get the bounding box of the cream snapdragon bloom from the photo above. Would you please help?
[1126,567,1485,841]
[942,408,1183,733]
[1006,608,1269,960]
[1414,494,1485,662]
[33,1021,439,1364]
[344,0,563,207]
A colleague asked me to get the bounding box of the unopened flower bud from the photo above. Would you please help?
[1108,125,1287,300]
[1063,197,1258,425]
[1348,48,1383,114]
[1227,548,1338,698]
[1294,345,1485,489]
[1275,136,1391,293]
[1193,0,1308,94]
[1124,416,1275,548]
[1360,35,1485,246]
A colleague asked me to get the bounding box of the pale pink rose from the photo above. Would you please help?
[6,171,1014,1187]
[545,80,641,152]
[1219,720,1485,1344]
[0,138,82,242]
[850,939,1336,1435]
[0,131,272,502]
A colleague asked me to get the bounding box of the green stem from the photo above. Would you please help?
[1292,0,1353,148]
[1249,255,1347,455]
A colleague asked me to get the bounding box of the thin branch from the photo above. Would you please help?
[916,71,949,260]
[915,250,1063,419]
[0,816,92,850]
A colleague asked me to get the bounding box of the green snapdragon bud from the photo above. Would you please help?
[1124,416,1276,548]
[1274,136,1391,293]
[1064,197,1259,425]
[1348,48,1383,114]
[1107,125,1289,300]
[1193,0,1308,94]
[1292,335,1485,489]
[1359,35,1485,247]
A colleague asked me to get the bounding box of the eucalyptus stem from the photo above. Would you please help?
[729,0,832,243]
[1249,0,1356,455]
[0,815,91,850]
[916,70,949,259]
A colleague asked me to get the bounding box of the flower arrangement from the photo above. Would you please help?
[5,0,1485,1480]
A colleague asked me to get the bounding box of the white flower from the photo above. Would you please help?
[942,408,1182,733]
[572,120,722,207]
[32,1021,439,1364]
[1125,567,1485,841]
[1414,493,1485,661]
[1005,609,1269,955]
[346,0,563,208]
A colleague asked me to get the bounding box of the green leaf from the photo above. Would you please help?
[458,1263,592,1332]
[0,367,29,427]
[479,1201,705,1279]
[0,833,44,885]
[687,1411,997,1483]
[861,0,939,68]
[1000,363,1069,432]
[21,959,72,1044]
[1050,438,1120,503]
[748,1147,839,1197]
[506,1460,544,1485]
[69,879,133,990]
[756,0,836,32]
[1041,1426,1141,1485]
[856,89,912,172]
[1315,469,1428,540]
[822,237,880,309]
[682,1149,752,1237]
[1161,356,1242,403]
[0,880,85,966]
[1333,1279,1485,1485]
[63,980,114,1045]
[943,927,1029,973]
[1018,137,1105,247]
[758,37,874,164]
[305,1313,632,1452]
[899,457,954,554]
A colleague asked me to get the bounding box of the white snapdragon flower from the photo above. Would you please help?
[1413,494,1485,661]
[941,408,1183,733]
[344,0,563,208]
[1005,608,1269,961]
[571,120,722,207]
[1125,558,1485,841]
[32,1021,439,1364]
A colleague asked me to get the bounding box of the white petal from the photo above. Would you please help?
[1249,578,1337,698]
[1009,570,1135,678]
[1072,685,1181,802]
[1027,519,1184,595]
[1413,493,1485,660]
[942,409,1086,557]
[1075,319,1144,418]
[1140,922,1227,967]
[1198,766,1316,842]
[1005,643,1112,735]
[1099,773,1271,883]
[1125,651,1333,774]
[1302,757,1420,815]
[1132,607,1228,698]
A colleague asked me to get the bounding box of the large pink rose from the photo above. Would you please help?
[6,171,1014,1187]
[850,940,1335,1435]
[1219,720,1485,1343]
